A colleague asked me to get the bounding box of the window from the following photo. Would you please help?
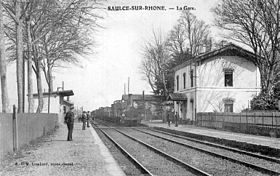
[223,98,234,112]
[190,69,194,87]
[224,103,233,112]
[183,73,186,89]
[176,75,179,91]
[224,69,233,87]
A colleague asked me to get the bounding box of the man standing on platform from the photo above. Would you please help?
[82,111,86,130]
[64,106,75,141]
[87,111,90,128]
[166,112,170,127]
[175,112,179,127]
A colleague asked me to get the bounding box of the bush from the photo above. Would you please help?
[251,84,280,110]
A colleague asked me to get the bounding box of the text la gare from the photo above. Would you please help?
[177,6,195,10]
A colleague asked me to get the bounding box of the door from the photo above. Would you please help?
[183,101,187,120]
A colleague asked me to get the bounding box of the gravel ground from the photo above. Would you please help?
[95,127,146,176]
[139,128,280,173]
[104,128,198,176]
[0,123,116,176]
[120,128,268,176]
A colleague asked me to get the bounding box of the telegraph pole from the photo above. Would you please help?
[128,77,130,94]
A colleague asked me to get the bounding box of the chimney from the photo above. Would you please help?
[128,77,130,94]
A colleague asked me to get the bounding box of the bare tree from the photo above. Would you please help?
[140,31,170,96]
[0,0,8,112]
[213,0,280,95]
[3,0,31,112]
[15,0,24,113]
[33,0,101,94]
[26,14,33,112]
[167,11,211,58]
[3,0,102,112]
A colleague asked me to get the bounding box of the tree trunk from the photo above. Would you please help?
[0,1,9,113]
[26,19,34,113]
[16,0,24,113]
[45,42,53,92]
[48,67,53,92]
[35,59,43,113]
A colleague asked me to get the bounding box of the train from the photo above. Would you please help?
[91,100,144,126]
[91,94,166,126]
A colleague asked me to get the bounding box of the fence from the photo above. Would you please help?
[0,107,58,161]
[197,112,280,137]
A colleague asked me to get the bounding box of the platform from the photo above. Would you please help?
[142,120,280,156]
[0,122,125,176]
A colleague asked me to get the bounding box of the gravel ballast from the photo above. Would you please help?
[104,128,198,176]
[140,128,280,173]
[120,128,269,176]
[95,128,145,176]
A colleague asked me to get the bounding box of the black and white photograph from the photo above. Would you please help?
[1,0,280,175]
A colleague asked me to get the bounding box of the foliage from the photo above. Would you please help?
[251,82,280,110]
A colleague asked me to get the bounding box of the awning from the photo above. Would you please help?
[62,100,74,106]
[167,93,188,101]
[161,101,174,105]
[57,90,74,97]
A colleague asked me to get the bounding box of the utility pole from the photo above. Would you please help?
[143,90,146,121]
[124,83,126,95]
[128,77,130,94]
[22,58,25,112]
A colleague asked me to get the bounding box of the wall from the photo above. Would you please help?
[0,114,13,162]
[0,113,58,161]
[33,95,60,114]
[174,64,194,92]
[173,55,261,118]
[197,112,280,137]
[197,56,260,88]
[196,56,260,112]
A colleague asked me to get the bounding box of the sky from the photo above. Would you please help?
[5,0,220,111]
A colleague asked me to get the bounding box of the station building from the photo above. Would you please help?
[168,43,261,122]
[32,90,74,123]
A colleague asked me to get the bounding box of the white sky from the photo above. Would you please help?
[5,0,220,111]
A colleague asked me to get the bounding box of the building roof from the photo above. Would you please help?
[173,43,258,72]
[167,93,188,101]
[32,90,74,97]
[62,100,74,106]
[122,94,164,101]
[58,90,74,96]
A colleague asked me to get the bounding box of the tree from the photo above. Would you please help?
[213,0,280,95]
[140,31,170,96]
[166,11,211,59]
[3,0,102,112]
[0,0,9,112]
[3,0,33,113]
[141,12,212,97]
[15,0,24,113]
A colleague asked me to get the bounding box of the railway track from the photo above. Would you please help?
[93,122,212,176]
[93,121,280,175]
[92,122,151,176]
[148,128,280,163]
[120,127,280,176]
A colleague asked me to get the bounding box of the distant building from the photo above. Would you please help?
[122,94,164,120]
[111,100,124,118]
[32,90,74,123]
[168,43,261,122]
